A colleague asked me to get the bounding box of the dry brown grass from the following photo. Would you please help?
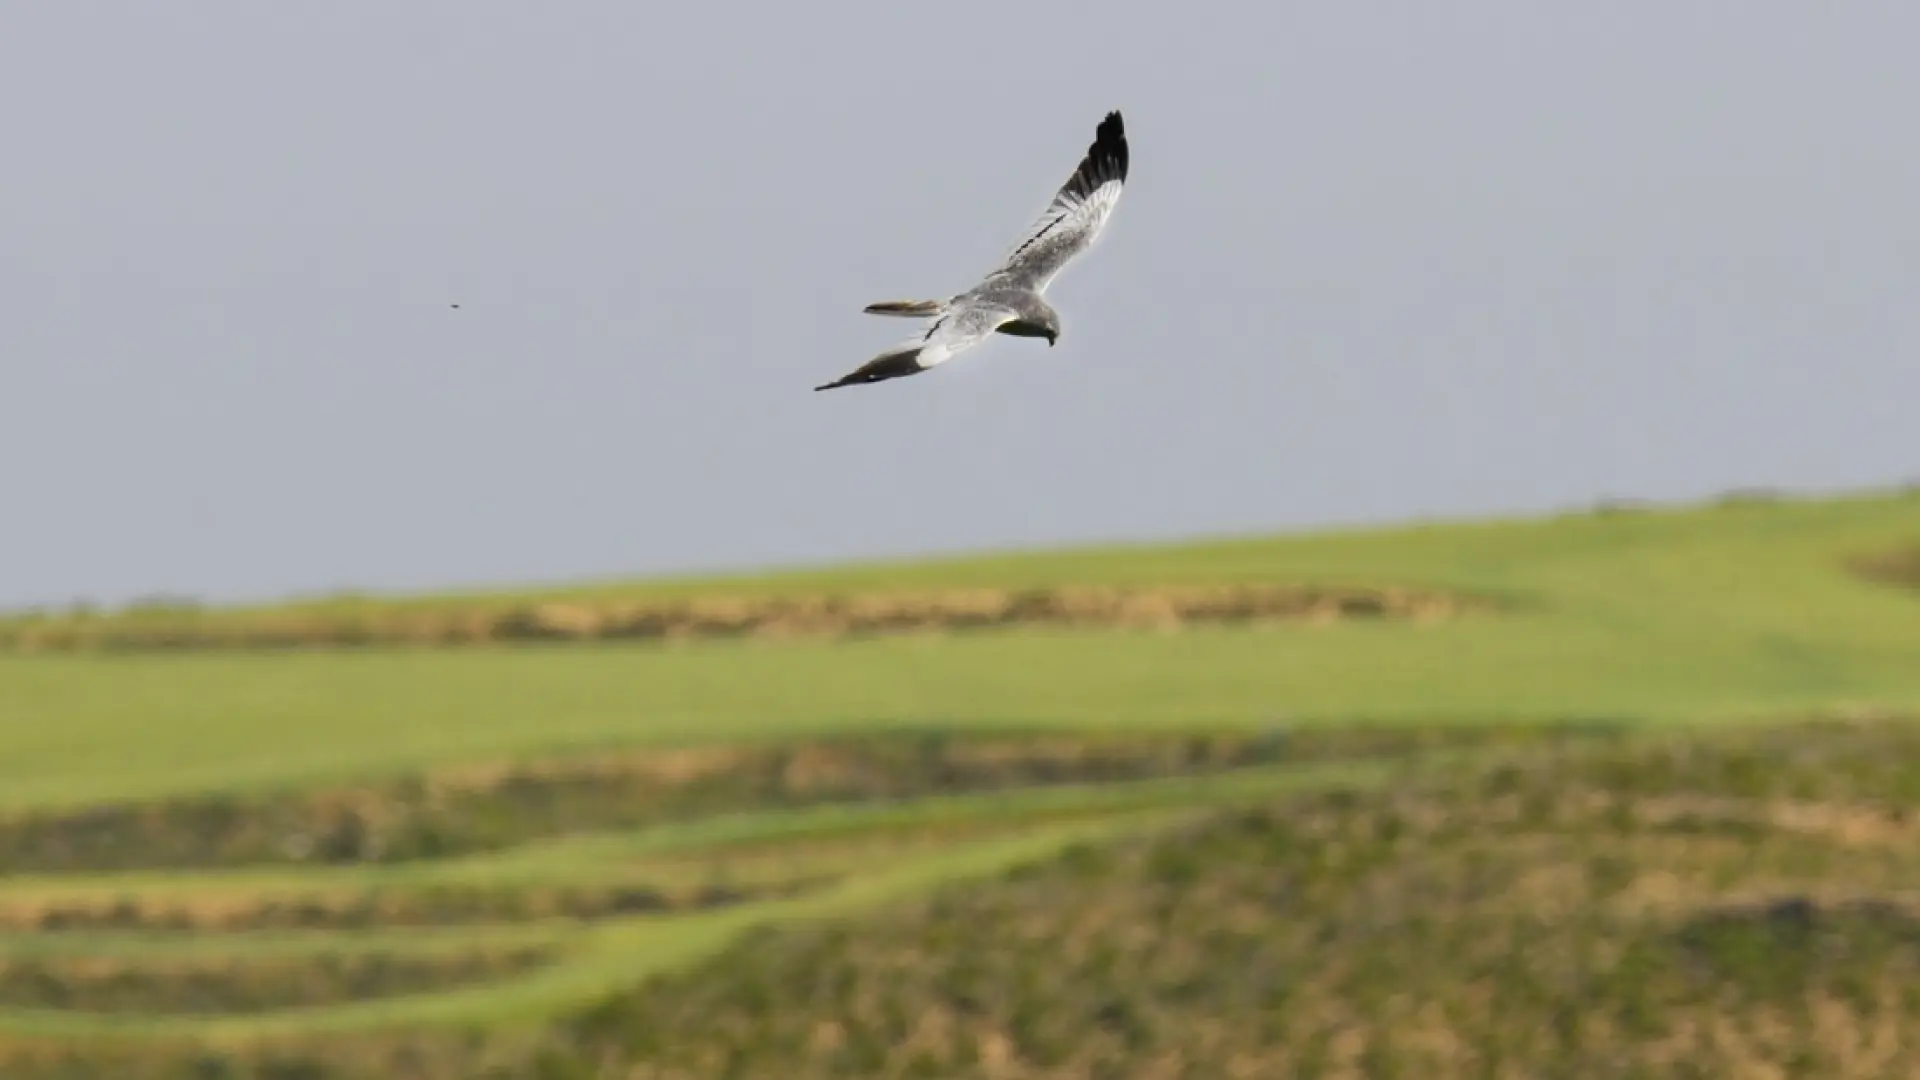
[0,582,1490,653]
[0,948,551,1015]
[3,876,811,934]
[1847,543,1920,590]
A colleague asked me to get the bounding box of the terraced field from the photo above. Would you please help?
[547,717,1920,1080]
[0,487,1915,1076]
[0,728,1526,1032]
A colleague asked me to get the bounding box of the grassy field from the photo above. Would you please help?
[4,488,1917,811]
[543,717,1920,1080]
[0,487,1915,1076]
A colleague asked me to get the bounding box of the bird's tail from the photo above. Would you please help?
[863,299,945,318]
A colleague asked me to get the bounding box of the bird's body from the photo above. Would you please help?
[815,110,1130,392]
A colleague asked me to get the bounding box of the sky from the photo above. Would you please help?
[3,5,1916,610]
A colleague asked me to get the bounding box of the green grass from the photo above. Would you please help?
[0,761,1421,1042]
[0,488,1916,1077]
[3,489,1916,812]
[0,753,1390,898]
[0,726,1559,1051]
[11,719,1920,1078]
[530,718,1920,1080]
[0,756,1433,1022]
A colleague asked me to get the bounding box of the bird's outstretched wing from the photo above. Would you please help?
[815,299,1017,391]
[980,111,1129,295]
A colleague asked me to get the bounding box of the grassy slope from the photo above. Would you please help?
[542,719,1920,1080]
[2,490,1917,812]
[10,719,1918,1078]
[0,491,1915,1073]
[0,757,1421,1037]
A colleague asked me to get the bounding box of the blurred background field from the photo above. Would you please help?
[6,489,1917,810]
[0,489,1917,1077]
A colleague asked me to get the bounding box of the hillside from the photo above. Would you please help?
[3,488,1918,812]
[547,717,1920,1080]
[8,718,1919,1078]
[0,488,1914,1077]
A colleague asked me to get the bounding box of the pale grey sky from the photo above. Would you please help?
[3,5,1915,609]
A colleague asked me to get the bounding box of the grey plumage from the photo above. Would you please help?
[815,110,1130,392]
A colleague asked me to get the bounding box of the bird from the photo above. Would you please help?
[814,109,1129,392]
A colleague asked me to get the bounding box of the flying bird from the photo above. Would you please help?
[815,110,1130,392]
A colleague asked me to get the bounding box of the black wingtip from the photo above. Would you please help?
[815,346,926,394]
[1087,110,1128,185]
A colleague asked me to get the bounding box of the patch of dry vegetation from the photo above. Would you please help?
[8,877,810,934]
[1849,543,1920,591]
[0,948,552,1015]
[0,582,1488,653]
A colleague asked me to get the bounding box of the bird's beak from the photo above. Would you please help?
[1048,334,1057,347]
